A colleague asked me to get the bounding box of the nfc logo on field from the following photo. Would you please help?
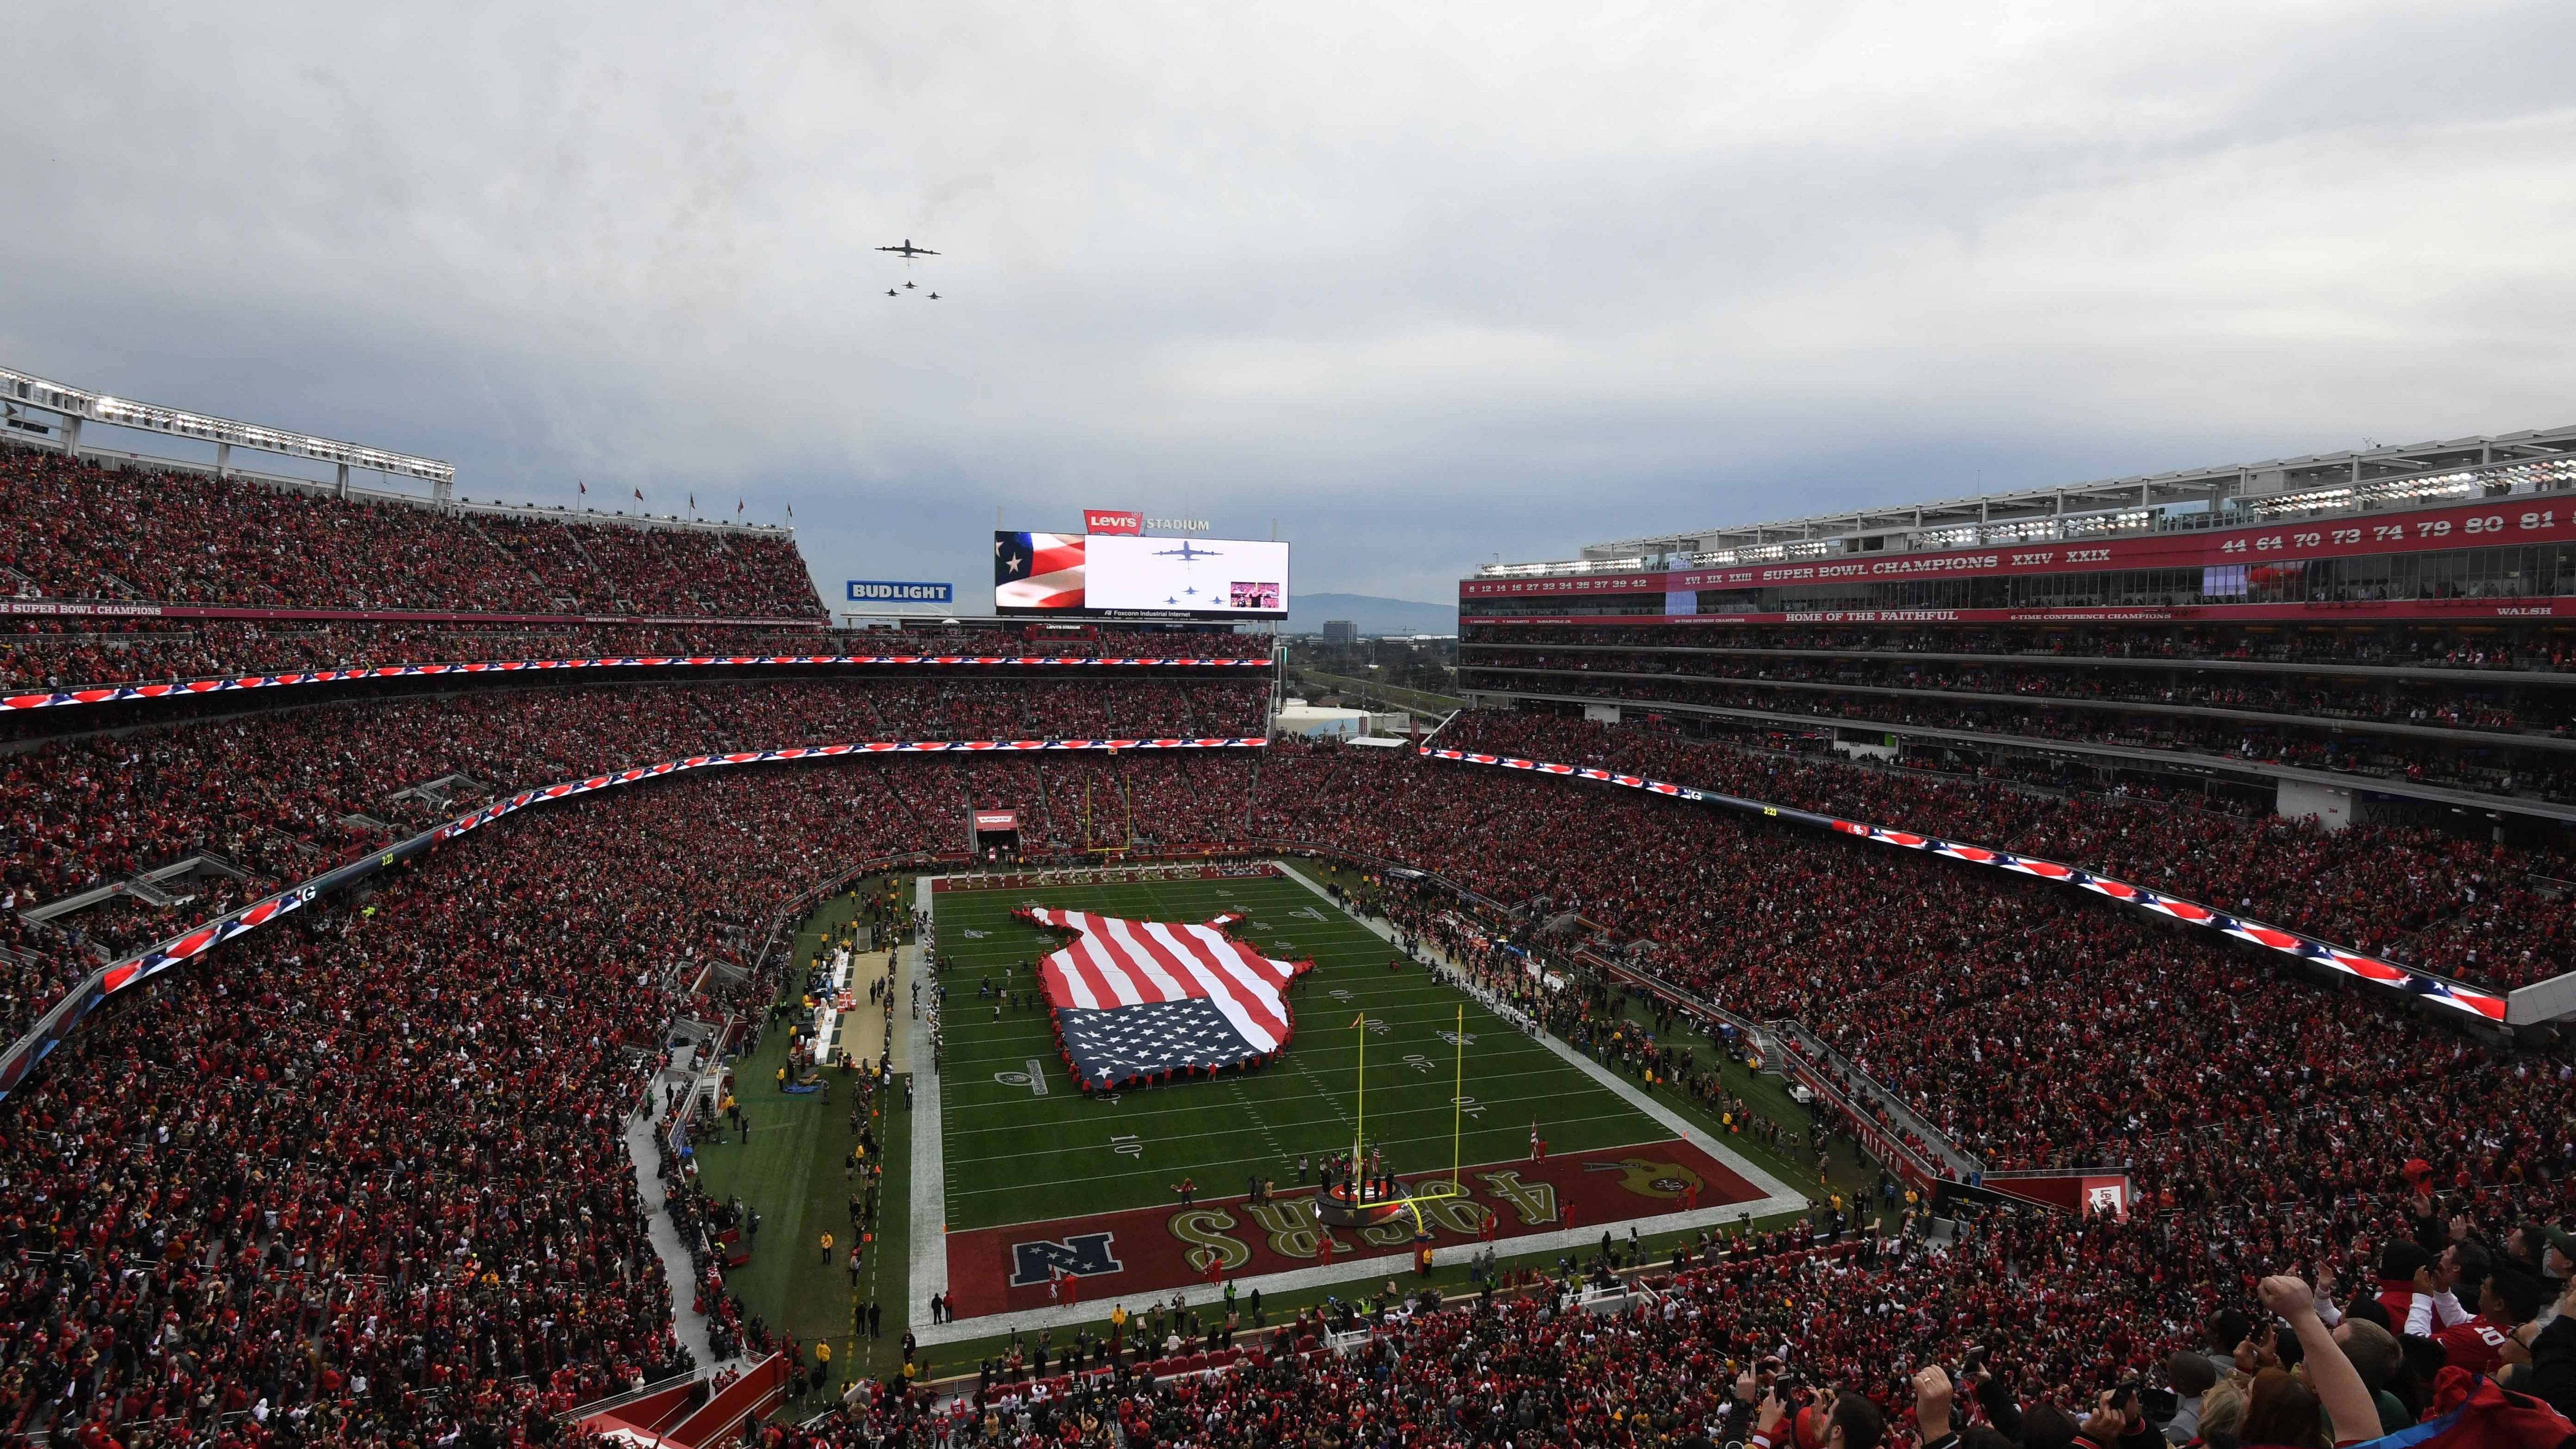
[845,580,954,603]
[1008,1231,1125,1285]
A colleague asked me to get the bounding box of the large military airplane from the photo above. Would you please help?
[876,240,939,258]
[1151,540,1223,562]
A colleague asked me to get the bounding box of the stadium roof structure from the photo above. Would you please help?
[1480,424,2576,577]
[4,364,454,492]
[3,364,790,536]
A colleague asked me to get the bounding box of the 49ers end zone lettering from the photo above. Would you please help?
[948,1139,1759,1320]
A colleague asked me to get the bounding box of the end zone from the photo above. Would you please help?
[948,1137,1766,1321]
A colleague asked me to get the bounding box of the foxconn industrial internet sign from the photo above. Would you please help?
[846,580,954,604]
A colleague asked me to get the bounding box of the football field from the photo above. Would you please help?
[918,863,1804,1332]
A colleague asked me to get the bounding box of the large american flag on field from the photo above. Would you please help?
[1018,908,1312,1090]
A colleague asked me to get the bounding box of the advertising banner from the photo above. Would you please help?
[845,580,954,604]
[1083,509,1143,535]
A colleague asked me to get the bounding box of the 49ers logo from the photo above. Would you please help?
[1582,1157,1706,1199]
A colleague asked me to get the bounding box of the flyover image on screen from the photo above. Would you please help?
[993,531,1290,618]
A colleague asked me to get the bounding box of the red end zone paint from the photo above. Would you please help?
[942,1139,1761,1320]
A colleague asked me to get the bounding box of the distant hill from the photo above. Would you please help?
[1285,592,1459,636]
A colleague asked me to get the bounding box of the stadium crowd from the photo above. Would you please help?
[4,676,1264,878]
[1464,673,2576,805]
[0,679,1266,1043]
[806,1249,2574,1448]
[0,622,1267,694]
[1420,710,2576,991]
[0,450,818,618]
[0,774,872,1447]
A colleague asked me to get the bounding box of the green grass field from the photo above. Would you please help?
[933,869,1676,1233]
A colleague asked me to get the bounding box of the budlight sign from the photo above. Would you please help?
[845,580,954,604]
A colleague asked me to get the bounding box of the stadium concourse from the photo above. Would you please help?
[0,446,2568,1449]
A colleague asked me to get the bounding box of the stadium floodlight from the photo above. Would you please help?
[1477,556,1649,578]
[2060,508,2154,538]
[0,365,454,489]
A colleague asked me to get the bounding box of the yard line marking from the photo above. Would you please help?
[938,1052,1593,1128]
[1223,1079,1285,1163]
[946,1073,1639,1142]
[1287,1053,1355,1133]
[944,1117,1676,1202]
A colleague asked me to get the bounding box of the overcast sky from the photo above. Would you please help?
[4,3,2572,610]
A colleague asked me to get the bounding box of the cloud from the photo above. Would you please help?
[2,1,2571,606]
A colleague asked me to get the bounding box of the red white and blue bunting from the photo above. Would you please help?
[1418,746,2510,1023]
[1,655,1269,713]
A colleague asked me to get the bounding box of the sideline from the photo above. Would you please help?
[906,875,950,1338]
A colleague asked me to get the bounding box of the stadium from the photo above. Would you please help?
[8,14,2576,1447]
[0,359,2569,1449]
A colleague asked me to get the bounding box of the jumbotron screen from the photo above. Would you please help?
[994,532,1290,619]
